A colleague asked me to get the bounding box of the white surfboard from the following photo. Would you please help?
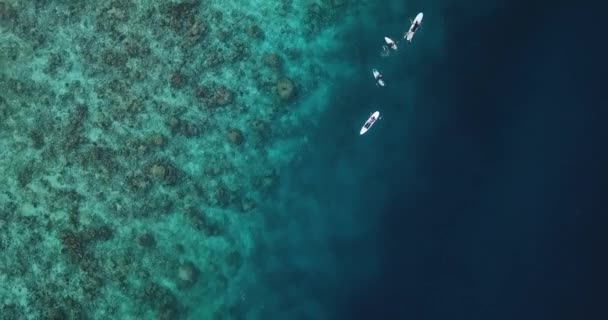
[404,12,423,42]
[372,69,385,87]
[384,37,397,50]
[360,111,380,135]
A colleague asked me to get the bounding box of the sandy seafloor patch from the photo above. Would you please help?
[0,0,369,318]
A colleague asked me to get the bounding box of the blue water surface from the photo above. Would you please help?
[255,0,608,319]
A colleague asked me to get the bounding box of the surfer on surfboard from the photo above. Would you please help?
[360,111,381,135]
[381,36,398,57]
[373,69,385,87]
[404,12,423,42]
[386,40,397,50]
[384,37,397,50]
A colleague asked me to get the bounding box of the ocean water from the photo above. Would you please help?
[1,0,607,319]
[254,0,608,319]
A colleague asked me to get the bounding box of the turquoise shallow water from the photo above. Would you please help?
[1,1,361,318]
[2,0,607,319]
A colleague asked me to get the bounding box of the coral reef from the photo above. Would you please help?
[0,0,355,318]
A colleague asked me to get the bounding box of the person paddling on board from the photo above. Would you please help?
[373,68,385,87]
[360,111,381,135]
[411,21,420,33]
[405,12,423,42]
[375,73,384,86]
[384,37,397,50]
[364,116,375,130]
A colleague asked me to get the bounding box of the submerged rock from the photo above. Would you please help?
[147,160,180,186]
[226,128,244,146]
[276,77,296,101]
[176,261,199,289]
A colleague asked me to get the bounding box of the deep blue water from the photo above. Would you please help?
[256,0,608,319]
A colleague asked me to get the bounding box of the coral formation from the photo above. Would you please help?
[262,53,283,69]
[144,282,182,319]
[227,128,245,146]
[170,71,188,89]
[196,83,235,107]
[59,225,114,264]
[167,116,204,137]
[146,160,180,186]
[176,261,200,289]
[276,77,297,101]
[138,232,157,248]
[186,208,224,236]
[0,0,355,318]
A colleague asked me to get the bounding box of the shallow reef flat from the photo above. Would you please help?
[0,0,358,318]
